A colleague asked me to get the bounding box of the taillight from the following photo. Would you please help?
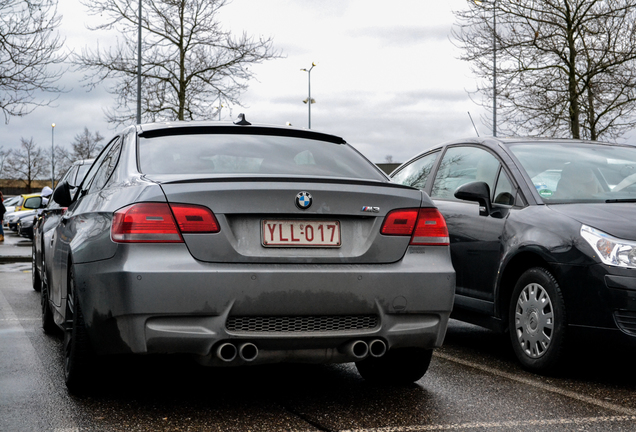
[112,203,183,243]
[381,209,419,236]
[112,202,220,243]
[170,204,219,233]
[410,208,449,245]
[381,208,449,246]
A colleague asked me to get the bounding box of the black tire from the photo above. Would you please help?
[355,348,433,385]
[41,269,57,335]
[32,246,41,292]
[509,267,567,374]
[64,265,95,394]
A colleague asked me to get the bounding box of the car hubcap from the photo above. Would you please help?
[514,283,554,358]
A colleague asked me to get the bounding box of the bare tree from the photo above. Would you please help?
[0,147,11,179]
[74,0,282,126]
[0,0,66,123]
[5,138,48,192]
[70,127,105,160]
[453,0,636,141]
[54,145,72,181]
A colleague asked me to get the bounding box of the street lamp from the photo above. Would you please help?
[474,0,497,137]
[51,123,55,189]
[301,62,317,129]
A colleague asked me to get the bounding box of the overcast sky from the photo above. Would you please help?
[0,0,485,165]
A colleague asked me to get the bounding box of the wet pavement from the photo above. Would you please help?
[1,230,636,431]
[0,228,32,263]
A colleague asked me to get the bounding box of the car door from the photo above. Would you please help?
[428,145,517,314]
[50,138,121,310]
[39,166,78,277]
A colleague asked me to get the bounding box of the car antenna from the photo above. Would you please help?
[234,113,251,126]
[468,112,480,137]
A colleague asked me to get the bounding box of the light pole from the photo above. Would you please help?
[136,0,142,124]
[475,0,496,136]
[301,62,317,129]
[51,123,55,189]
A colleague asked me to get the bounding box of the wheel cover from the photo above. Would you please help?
[514,283,554,359]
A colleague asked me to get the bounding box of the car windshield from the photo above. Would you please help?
[508,142,636,203]
[3,196,20,206]
[138,133,386,181]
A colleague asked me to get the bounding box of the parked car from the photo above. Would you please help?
[16,209,37,239]
[2,195,21,215]
[41,117,455,393]
[33,159,94,294]
[13,193,42,213]
[3,193,41,230]
[391,137,636,373]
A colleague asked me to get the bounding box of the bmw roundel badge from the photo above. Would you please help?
[295,191,312,210]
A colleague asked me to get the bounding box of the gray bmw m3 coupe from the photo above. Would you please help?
[44,116,455,392]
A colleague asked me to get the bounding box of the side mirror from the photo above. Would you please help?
[454,181,492,216]
[53,181,73,207]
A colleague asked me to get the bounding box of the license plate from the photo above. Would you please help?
[262,220,341,247]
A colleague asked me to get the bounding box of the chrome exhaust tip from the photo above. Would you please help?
[238,342,259,362]
[216,342,237,362]
[369,339,387,358]
[343,340,369,359]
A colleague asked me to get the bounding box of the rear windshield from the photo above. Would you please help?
[138,133,386,181]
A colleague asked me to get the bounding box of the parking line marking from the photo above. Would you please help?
[339,415,636,431]
[434,351,636,416]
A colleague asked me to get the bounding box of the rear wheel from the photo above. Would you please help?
[40,265,57,334]
[32,246,41,292]
[355,348,433,385]
[509,267,566,374]
[64,265,95,393]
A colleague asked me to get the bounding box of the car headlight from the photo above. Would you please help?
[581,224,636,269]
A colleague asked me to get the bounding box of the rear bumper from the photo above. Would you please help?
[73,244,455,365]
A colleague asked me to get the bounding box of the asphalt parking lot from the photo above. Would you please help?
[1,231,636,431]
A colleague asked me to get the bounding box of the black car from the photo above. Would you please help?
[391,137,636,373]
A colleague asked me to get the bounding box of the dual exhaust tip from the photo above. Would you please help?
[216,342,258,362]
[344,339,387,360]
[215,338,387,363]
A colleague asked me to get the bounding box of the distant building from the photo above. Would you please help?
[0,179,55,196]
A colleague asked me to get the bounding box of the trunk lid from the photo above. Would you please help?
[159,178,425,264]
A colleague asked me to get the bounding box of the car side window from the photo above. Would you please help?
[391,151,439,190]
[79,138,118,195]
[431,146,501,200]
[88,137,122,194]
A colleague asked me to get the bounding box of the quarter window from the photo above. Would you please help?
[493,168,516,205]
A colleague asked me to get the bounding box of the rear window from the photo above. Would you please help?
[138,133,386,181]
